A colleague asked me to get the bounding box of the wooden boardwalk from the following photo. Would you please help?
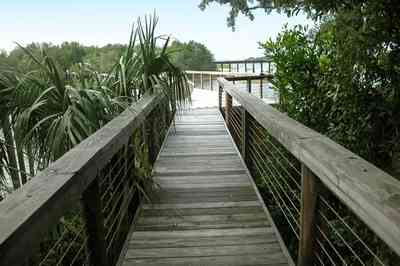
[119,108,292,266]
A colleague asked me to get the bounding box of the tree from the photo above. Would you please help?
[0,13,190,193]
[83,44,126,73]
[54,42,87,70]
[201,0,400,171]
[199,0,400,32]
[168,40,215,71]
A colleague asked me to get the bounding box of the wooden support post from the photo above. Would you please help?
[225,93,232,128]
[229,64,232,72]
[247,79,252,93]
[218,85,223,113]
[241,109,248,163]
[298,164,318,266]
[252,63,255,73]
[163,99,170,127]
[210,74,213,90]
[260,78,263,99]
[192,73,195,87]
[152,112,160,160]
[146,118,157,164]
[142,121,155,164]
[245,63,247,72]
[200,73,203,89]
[82,178,108,266]
[236,64,239,72]
[268,62,271,73]
[260,63,264,73]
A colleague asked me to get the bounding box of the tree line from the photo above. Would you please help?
[0,39,215,73]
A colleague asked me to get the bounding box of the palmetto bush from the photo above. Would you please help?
[0,13,190,194]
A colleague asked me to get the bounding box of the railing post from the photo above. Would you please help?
[192,73,195,87]
[298,164,318,266]
[82,178,108,266]
[252,63,255,73]
[260,62,264,73]
[161,100,167,135]
[241,108,249,165]
[247,79,252,93]
[218,85,223,113]
[145,117,157,164]
[245,63,247,72]
[152,111,160,160]
[210,74,213,90]
[225,92,232,129]
[165,98,172,125]
[229,64,232,72]
[200,73,203,90]
[260,78,263,99]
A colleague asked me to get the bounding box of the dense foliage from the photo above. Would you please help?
[200,1,400,263]
[1,40,215,74]
[201,0,400,175]
[168,40,215,70]
[0,14,191,193]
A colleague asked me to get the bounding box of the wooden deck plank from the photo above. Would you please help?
[123,254,288,266]
[129,232,277,247]
[124,243,283,259]
[118,107,292,266]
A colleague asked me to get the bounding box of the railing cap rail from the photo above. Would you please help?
[214,59,272,64]
[0,92,165,266]
[185,70,263,76]
[218,77,400,256]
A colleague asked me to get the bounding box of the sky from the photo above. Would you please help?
[0,0,312,60]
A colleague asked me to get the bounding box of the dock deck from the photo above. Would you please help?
[119,107,292,266]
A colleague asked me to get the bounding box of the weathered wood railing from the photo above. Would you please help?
[0,92,172,266]
[214,59,273,73]
[186,70,276,101]
[218,76,400,265]
[185,70,260,91]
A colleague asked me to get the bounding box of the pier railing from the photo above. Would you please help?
[0,92,172,266]
[214,59,273,73]
[218,76,400,265]
[186,70,276,100]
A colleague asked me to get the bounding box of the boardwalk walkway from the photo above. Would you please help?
[119,107,292,266]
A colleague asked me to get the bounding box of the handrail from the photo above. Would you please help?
[217,77,400,262]
[213,59,273,73]
[0,92,168,266]
[186,71,275,102]
[224,73,273,81]
[185,70,261,76]
[214,59,272,64]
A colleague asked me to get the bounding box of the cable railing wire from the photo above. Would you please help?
[219,77,400,265]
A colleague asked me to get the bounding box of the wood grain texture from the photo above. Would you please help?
[297,164,318,266]
[119,107,290,266]
[218,77,400,256]
[0,93,166,266]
